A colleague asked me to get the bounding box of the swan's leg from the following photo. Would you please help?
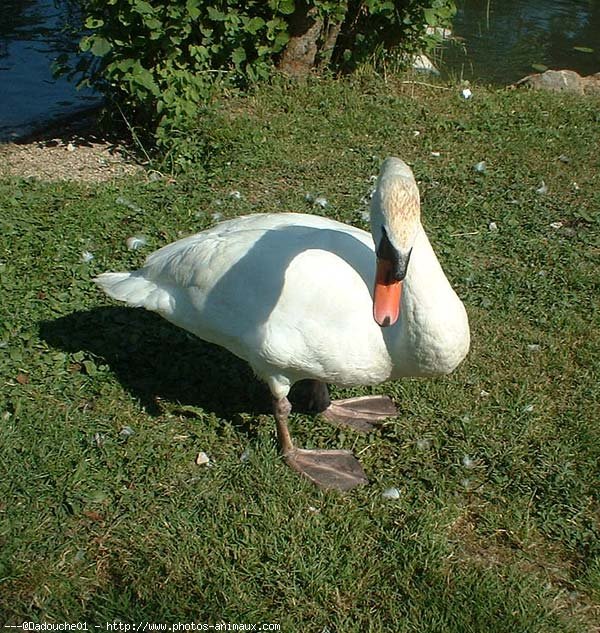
[273,396,294,454]
[296,380,396,433]
[272,396,368,491]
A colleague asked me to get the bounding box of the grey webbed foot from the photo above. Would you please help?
[322,395,397,432]
[284,447,368,491]
[292,381,396,432]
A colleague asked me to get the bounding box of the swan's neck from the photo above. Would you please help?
[386,227,470,377]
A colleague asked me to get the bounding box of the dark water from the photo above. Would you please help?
[0,1,598,141]
[444,0,600,84]
[0,0,100,141]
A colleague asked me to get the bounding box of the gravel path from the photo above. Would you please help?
[0,110,144,183]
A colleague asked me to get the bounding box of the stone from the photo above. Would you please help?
[583,72,600,95]
[412,53,439,75]
[512,69,600,95]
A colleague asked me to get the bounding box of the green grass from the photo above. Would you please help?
[1,74,599,631]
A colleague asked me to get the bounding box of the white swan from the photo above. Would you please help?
[95,158,470,490]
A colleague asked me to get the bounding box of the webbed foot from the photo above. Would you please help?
[322,395,396,432]
[284,447,368,491]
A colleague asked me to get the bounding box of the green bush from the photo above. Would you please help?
[69,0,455,152]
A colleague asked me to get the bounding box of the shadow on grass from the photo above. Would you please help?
[39,306,272,422]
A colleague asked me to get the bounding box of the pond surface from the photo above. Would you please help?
[0,0,598,141]
[0,0,100,141]
[444,0,600,84]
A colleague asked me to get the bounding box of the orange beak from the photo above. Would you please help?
[373,258,403,327]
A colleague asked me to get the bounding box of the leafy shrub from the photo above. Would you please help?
[319,0,456,71]
[69,0,456,154]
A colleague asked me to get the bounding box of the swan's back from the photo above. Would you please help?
[95,213,392,387]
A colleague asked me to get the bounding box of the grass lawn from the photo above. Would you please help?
[1,74,599,631]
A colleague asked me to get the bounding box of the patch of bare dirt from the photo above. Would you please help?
[0,110,145,183]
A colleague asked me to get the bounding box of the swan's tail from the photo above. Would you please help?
[94,272,174,313]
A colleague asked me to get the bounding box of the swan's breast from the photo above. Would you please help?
[253,246,394,385]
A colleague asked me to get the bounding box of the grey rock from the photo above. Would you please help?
[512,69,600,95]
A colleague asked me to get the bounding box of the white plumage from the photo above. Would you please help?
[96,158,470,489]
[97,211,468,394]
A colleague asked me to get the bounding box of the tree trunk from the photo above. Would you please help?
[318,18,343,69]
[278,3,323,77]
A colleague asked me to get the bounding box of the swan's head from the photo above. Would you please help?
[370,157,421,327]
